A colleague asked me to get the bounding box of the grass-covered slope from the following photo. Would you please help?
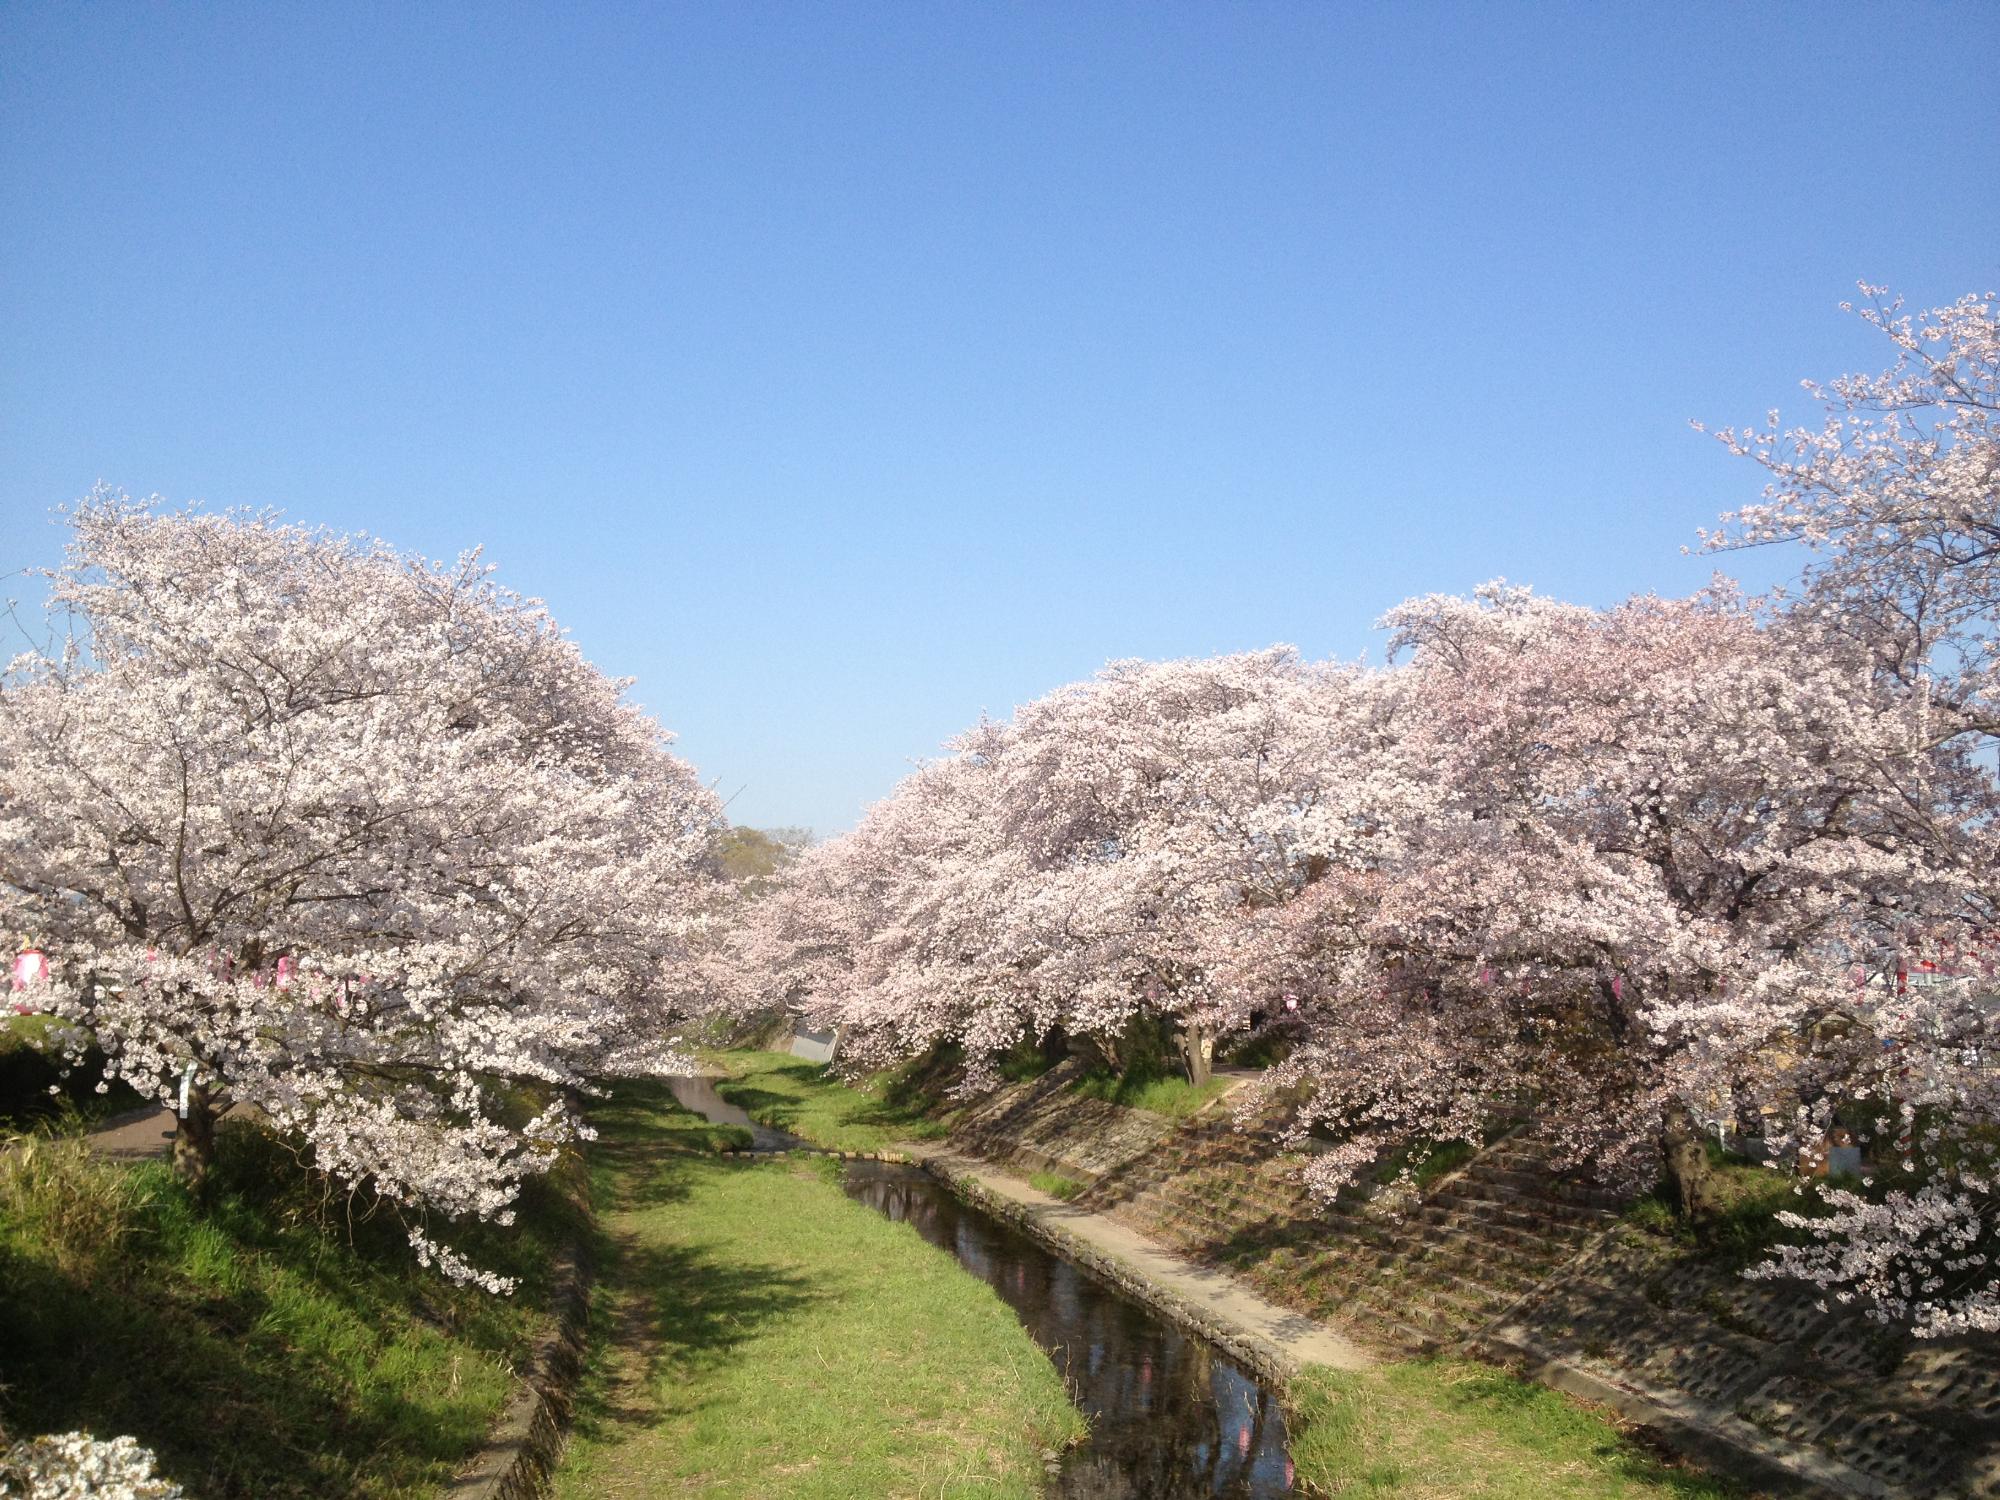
[705,1047,951,1150]
[555,1080,1082,1500]
[1289,1360,1739,1498]
[0,1123,575,1498]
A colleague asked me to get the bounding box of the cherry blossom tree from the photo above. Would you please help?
[0,493,723,1286]
[1693,286,2000,1334]
[736,650,1399,1089]
[1234,585,1992,1231]
[1698,285,1999,735]
[727,286,2000,1337]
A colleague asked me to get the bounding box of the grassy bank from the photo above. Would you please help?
[1071,1065,1231,1119]
[555,1079,1082,1500]
[1288,1360,1738,1498]
[705,1047,950,1150]
[0,1122,574,1498]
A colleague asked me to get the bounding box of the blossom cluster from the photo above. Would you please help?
[0,495,725,1286]
[733,289,2000,1335]
[0,1431,185,1499]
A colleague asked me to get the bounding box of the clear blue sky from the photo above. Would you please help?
[4,3,1997,835]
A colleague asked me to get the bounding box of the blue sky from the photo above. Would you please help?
[4,3,1997,834]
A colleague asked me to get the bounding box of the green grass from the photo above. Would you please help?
[1071,1066,1231,1119]
[0,1120,575,1498]
[705,1047,951,1150]
[1287,1360,1741,1498]
[1370,1138,1480,1190]
[554,1079,1083,1500]
[1622,1145,1847,1268]
[1028,1170,1085,1201]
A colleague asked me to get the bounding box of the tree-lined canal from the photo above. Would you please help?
[667,1075,1297,1497]
[843,1162,1297,1499]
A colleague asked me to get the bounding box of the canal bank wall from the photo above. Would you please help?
[913,1148,1368,1385]
[946,1065,2000,1500]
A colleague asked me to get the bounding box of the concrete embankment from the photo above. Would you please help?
[944,1062,2000,1500]
[910,1145,1370,1382]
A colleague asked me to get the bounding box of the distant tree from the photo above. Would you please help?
[0,494,723,1287]
[712,825,813,895]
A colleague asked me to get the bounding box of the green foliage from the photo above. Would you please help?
[706,1048,951,1149]
[0,1119,572,1497]
[996,1036,1058,1083]
[1371,1138,1479,1189]
[1220,1026,1297,1070]
[1624,1145,1836,1269]
[1027,1170,1085,1201]
[1070,1066,1231,1119]
[555,1080,1082,1499]
[1287,1360,1741,1497]
[710,825,812,895]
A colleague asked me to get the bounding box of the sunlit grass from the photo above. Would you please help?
[554,1079,1082,1499]
[1028,1169,1085,1200]
[1288,1360,1742,1498]
[0,1122,571,1497]
[1071,1066,1232,1119]
[704,1047,951,1150]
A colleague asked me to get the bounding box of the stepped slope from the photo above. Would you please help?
[950,1067,2000,1497]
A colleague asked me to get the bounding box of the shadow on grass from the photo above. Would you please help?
[0,1208,503,1498]
[709,1082,804,1128]
[714,1067,948,1142]
[566,1231,818,1445]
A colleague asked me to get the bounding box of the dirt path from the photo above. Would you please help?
[912,1146,1372,1374]
[70,1101,262,1160]
[80,1103,180,1159]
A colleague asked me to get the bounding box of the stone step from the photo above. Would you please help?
[1402,1204,1603,1263]
[1424,1184,1612,1232]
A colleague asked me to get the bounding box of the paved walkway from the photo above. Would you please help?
[83,1103,181,1159]
[74,1101,262,1160]
[914,1146,1372,1373]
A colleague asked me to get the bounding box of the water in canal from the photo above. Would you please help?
[842,1161,1296,1499]
[665,1073,797,1150]
[666,1074,1298,1497]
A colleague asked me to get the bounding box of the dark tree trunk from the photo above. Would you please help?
[1176,1022,1213,1088]
[174,1081,217,1198]
[1661,1101,1718,1222]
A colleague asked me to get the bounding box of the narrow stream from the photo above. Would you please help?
[666,1076,1297,1498]
[665,1073,797,1150]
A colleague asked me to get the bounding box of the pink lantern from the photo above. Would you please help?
[275,956,294,991]
[12,947,49,990]
[1283,995,1298,1012]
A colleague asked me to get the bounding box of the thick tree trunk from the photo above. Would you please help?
[1176,1022,1213,1088]
[1661,1102,1718,1222]
[174,1081,217,1198]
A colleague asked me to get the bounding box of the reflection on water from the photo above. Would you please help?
[664,1074,797,1150]
[843,1162,1296,1499]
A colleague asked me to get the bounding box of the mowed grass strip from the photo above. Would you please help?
[704,1048,949,1151]
[555,1081,1082,1500]
[1288,1360,1741,1499]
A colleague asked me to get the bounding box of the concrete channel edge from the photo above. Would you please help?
[441,1232,593,1498]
